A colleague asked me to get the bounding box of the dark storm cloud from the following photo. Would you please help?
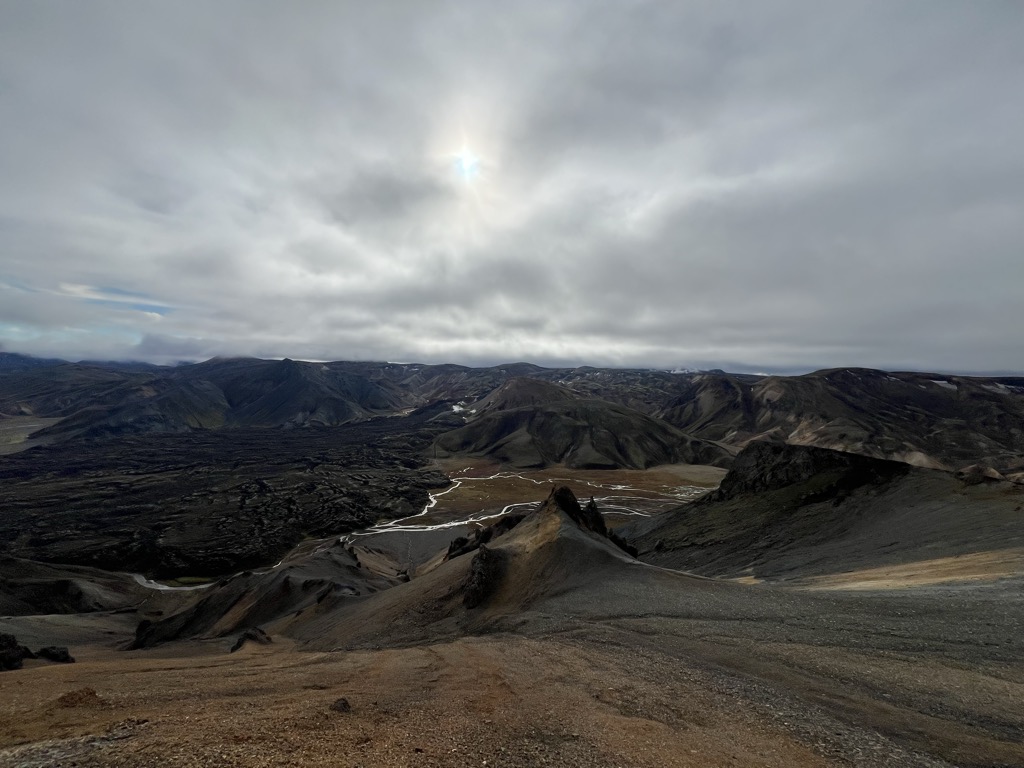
[0,1,1022,371]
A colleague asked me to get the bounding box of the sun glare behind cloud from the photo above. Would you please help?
[453,146,481,181]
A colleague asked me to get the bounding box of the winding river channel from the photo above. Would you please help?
[133,469,709,591]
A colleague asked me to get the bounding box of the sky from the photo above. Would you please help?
[1,2,1022,373]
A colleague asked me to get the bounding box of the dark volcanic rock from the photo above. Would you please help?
[579,495,609,537]
[535,486,637,558]
[624,442,916,578]
[463,545,508,609]
[329,697,352,713]
[37,646,75,663]
[24,357,408,441]
[445,513,527,560]
[709,440,911,501]
[539,486,608,536]
[229,627,273,653]
[0,411,453,578]
[0,633,26,671]
[290,484,649,651]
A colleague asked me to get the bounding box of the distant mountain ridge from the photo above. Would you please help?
[0,352,68,373]
[434,378,732,469]
[2,353,1024,475]
[659,368,1024,476]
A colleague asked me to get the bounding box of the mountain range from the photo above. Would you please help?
[3,352,1023,477]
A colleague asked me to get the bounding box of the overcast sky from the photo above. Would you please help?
[1,2,1022,372]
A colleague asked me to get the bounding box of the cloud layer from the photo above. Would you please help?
[1,1,1022,372]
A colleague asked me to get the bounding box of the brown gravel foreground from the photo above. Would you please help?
[0,635,832,768]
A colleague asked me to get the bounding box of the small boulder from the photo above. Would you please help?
[329,697,352,713]
[57,687,102,708]
[0,633,26,671]
[445,535,471,559]
[37,646,75,663]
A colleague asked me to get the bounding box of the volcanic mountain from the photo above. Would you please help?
[24,357,409,440]
[433,377,732,469]
[658,368,1024,476]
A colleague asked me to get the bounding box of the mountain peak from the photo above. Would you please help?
[474,377,579,412]
[539,486,608,537]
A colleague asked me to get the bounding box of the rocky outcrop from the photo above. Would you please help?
[0,634,26,671]
[445,514,527,560]
[229,627,273,653]
[463,546,508,609]
[1,634,75,670]
[625,442,1024,580]
[533,486,638,558]
[546,487,607,536]
[708,440,911,501]
[955,464,1006,485]
[37,646,75,663]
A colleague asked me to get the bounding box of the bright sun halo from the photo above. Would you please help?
[453,146,480,181]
